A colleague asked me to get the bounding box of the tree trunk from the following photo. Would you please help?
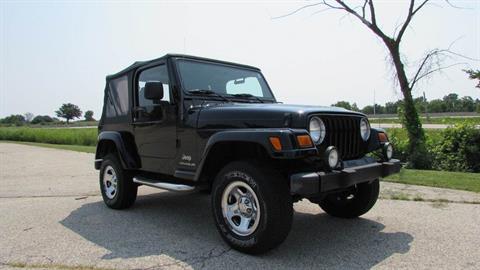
[387,42,430,168]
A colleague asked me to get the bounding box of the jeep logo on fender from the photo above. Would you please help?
[181,154,192,162]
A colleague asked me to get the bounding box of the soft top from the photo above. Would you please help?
[106,54,261,80]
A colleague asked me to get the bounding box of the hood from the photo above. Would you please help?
[196,102,365,129]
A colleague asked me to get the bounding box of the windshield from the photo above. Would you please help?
[176,59,275,100]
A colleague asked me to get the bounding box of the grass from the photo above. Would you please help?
[1,141,95,153]
[384,168,480,193]
[0,127,97,146]
[370,116,480,125]
[0,120,99,128]
[31,120,98,127]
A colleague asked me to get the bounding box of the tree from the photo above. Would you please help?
[464,69,480,88]
[31,115,54,125]
[0,114,26,126]
[443,93,459,112]
[84,110,95,121]
[24,112,34,123]
[385,102,398,114]
[332,101,352,110]
[55,103,82,124]
[459,96,475,112]
[374,104,385,114]
[428,99,446,113]
[277,0,464,168]
[361,105,374,114]
[413,97,427,114]
[351,102,360,111]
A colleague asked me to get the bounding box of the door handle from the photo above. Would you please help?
[133,107,146,113]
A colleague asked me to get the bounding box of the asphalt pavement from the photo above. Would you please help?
[1,143,479,270]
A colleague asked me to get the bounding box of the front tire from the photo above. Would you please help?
[99,154,137,209]
[318,179,379,218]
[212,161,293,254]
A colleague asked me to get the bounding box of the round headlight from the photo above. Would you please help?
[325,146,339,169]
[360,118,371,141]
[309,117,326,144]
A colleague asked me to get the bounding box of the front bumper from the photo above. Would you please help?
[290,159,401,196]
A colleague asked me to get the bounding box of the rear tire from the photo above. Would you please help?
[211,161,293,254]
[318,179,379,218]
[99,154,137,209]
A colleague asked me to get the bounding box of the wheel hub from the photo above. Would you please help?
[221,181,261,237]
[238,197,254,217]
[103,165,118,199]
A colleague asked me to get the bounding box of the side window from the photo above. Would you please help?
[225,76,264,97]
[137,65,170,107]
[106,75,129,118]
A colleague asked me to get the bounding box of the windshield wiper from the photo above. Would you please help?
[187,89,230,102]
[230,93,265,103]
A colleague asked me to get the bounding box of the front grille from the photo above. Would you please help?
[317,115,366,160]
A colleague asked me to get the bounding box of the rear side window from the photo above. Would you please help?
[106,75,129,118]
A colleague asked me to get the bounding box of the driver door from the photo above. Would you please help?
[133,64,177,173]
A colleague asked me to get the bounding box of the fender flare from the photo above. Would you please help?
[95,131,139,169]
[193,129,318,181]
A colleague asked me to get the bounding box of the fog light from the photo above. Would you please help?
[383,142,393,161]
[325,146,339,169]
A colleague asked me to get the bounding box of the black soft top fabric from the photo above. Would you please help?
[100,54,262,126]
[106,54,261,80]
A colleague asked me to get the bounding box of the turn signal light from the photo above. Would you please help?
[296,135,313,148]
[378,132,388,142]
[269,137,282,151]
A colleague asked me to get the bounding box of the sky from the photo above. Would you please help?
[1,0,479,118]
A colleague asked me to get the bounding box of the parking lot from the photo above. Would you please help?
[1,143,479,270]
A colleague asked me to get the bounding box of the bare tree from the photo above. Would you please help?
[277,0,468,168]
[24,112,34,123]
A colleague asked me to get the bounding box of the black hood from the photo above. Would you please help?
[197,102,365,129]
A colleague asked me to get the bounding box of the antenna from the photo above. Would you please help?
[183,37,186,54]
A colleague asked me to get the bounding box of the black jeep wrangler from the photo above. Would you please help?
[95,54,400,254]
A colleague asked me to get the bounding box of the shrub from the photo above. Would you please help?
[388,128,441,167]
[387,128,409,161]
[31,115,54,125]
[431,124,480,172]
[0,114,26,126]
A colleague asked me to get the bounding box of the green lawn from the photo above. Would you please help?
[0,127,97,146]
[1,141,95,153]
[370,116,480,125]
[384,168,480,193]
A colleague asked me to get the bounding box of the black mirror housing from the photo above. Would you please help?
[144,82,164,100]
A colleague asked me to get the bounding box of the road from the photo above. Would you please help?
[1,143,479,270]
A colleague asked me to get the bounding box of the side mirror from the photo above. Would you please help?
[144,82,164,100]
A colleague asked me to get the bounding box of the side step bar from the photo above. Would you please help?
[133,177,196,192]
